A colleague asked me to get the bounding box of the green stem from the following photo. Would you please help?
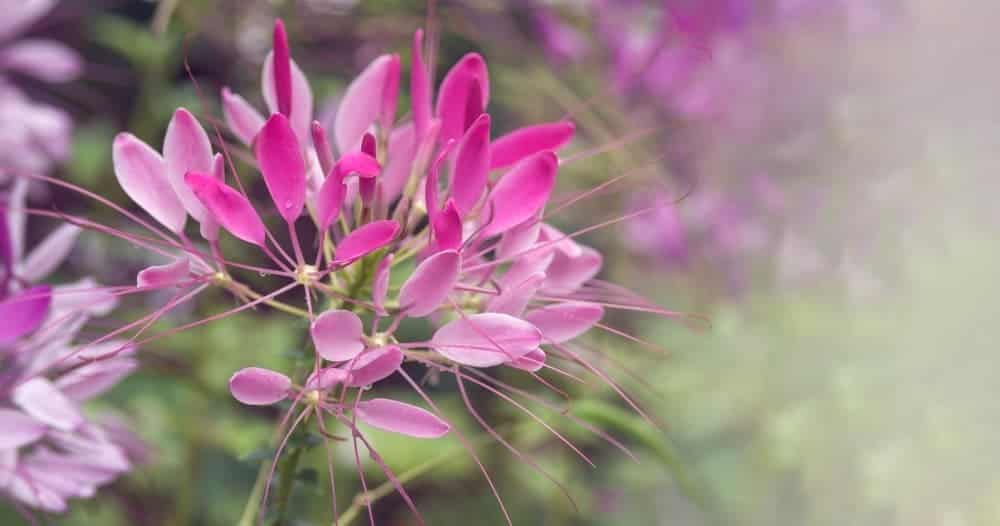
[273,446,305,525]
[236,461,270,526]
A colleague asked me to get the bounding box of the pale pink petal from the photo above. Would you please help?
[184,172,266,247]
[262,52,313,144]
[431,313,541,367]
[497,216,541,259]
[310,309,365,362]
[112,133,186,233]
[0,39,81,83]
[380,122,417,203]
[19,223,79,283]
[333,220,398,265]
[524,301,603,343]
[304,366,348,391]
[508,349,545,372]
[379,55,400,132]
[164,108,214,223]
[481,151,558,238]
[398,249,460,317]
[54,357,137,401]
[333,54,399,155]
[271,20,293,117]
[0,409,46,449]
[136,257,190,288]
[0,286,50,345]
[451,113,490,215]
[372,253,393,314]
[411,29,431,139]
[500,248,554,289]
[12,377,82,431]
[221,87,265,146]
[342,346,403,387]
[254,113,306,224]
[0,0,54,41]
[543,245,602,293]
[355,398,449,438]
[487,271,545,316]
[50,278,117,317]
[435,53,490,145]
[431,200,462,253]
[490,121,575,170]
[229,367,291,406]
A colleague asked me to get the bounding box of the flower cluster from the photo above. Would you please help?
[0,181,140,514]
[103,18,670,521]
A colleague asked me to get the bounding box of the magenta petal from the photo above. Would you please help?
[112,133,186,233]
[19,224,79,283]
[12,378,83,431]
[262,52,313,144]
[199,153,225,241]
[311,121,336,177]
[508,349,546,372]
[435,53,490,145]
[380,122,417,203]
[54,357,137,401]
[255,113,307,224]
[0,409,46,449]
[431,200,463,253]
[398,249,461,317]
[431,313,541,367]
[411,29,431,139]
[487,271,545,316]
[271,20,293,117]
[543,245,602,294]
[229,367,291,406]
[304,366,348,391]
[0,286,50,345]
[355,398,449,439]
[342,346,403,387]
[222,87,266,146]
[524,301,604,343]
[184,172,266,247]
[136,257,190,288]
[451,113,491,215]
[372,253,393,314]
[490,121,575,170]
[164,108,215,223]
[310,309,365,361]
[424,139,454,221]
[334,54,400,155]
[333,220,399,265]
[316,170,346,232]
[481,151,558,238]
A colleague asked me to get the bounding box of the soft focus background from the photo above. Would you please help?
[3,0,999,524]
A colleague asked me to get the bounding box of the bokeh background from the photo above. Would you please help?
[3,0,998,524]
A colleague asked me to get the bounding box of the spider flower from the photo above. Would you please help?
[94,18,676,523]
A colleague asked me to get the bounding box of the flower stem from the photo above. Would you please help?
[273,446,305,525]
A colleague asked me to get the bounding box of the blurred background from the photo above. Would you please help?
[3,0,998,524]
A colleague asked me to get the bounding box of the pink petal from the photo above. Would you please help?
[355,398,449,438]
[112,133,186,233]
[12,377,82,431]
[490,121,575,170]
[424,137,454,221]
[164,108,215,223]
[342,346,404,387]
[254,113,306,224]
[334,54,400,155]
[431,200,463,253]
[379,55,400,132]
[0,39,81,83]
[451,113,491,215]
[304,366,348,391]
[500,247,554,290]
[497,216,541,259]
[262,52,313,145]
[431,313,541,367]
[19,224,79,283]
[543,245,602,294]
[271,20,293,117]
[0,409,46,449]
[539,223,583,258]
[315,168,346,232]
[487,271,545,316]
[311,121,336,177]
[199,153,225,241]
[411,29,432,139]
[435,53,490,145]
[228,367,291,406]
[481,151,558,238]
[184,172,266,247]
[221,87,265,146]
[333,220,399,265]
[0,286,50,345]
[398,249,460,317]
[380,122,417,203]
[310,309,365,362]
[358,133,378,205]
[136,257,190,288]
[372,253,393,314]
[51,278,117,317]
[508,348,546,372]
[524,301,604,343]
[54,357,137,401]
[0,0,55,41]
